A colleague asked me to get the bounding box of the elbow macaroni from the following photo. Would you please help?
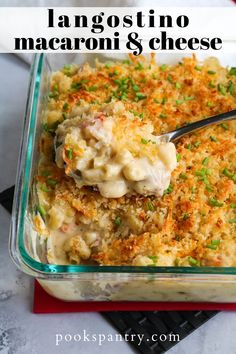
[55,103,177,198]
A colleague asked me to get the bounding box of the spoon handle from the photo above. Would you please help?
[163,109,236,142]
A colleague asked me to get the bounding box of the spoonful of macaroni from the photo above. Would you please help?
[54,103,236,198]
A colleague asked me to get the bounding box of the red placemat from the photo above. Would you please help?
[33,281,236,313]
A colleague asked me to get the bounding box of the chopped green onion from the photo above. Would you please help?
[218,83,226,95]
[132,84,140,92]
[148,255,158,263]
[164,183,174,195]
[176,99,184,105]
[207,101,214,107]
[135,92,147,101]
[207,70,216,75]
[63,64,73,76]
[71,79,88,90]
[206,244,217,250]
[230,203,236,208]
[229,218,236,223]
[141,138,148,144]
[147,201,155,212]
[206,185,213,192]
[195,168,211,177]
[162,97,168,105]
[229,67,236,76]
[159,113,167,119]
[66,148,73,160]
[228,80,234,95]
[87,85,98,92]
[153,98,160,104]
[135,62,144,70]
[105,62,112,68]
[167,75,174,83]
[179,173,188,180]
[160,64,167,71]
[188,256,200,266]
[209,198,223,207]
[195,66,202,71]
[183,212,189,220]
[222,168,233,178]
[212,239,220,246]
[209,80,216,88]
[175,82,182,89]
[220,123,228,130]
[46,178,58,186]
[194,141,201,148]
[122,59,130,65]
[206,239,220,250]
[36,205,46,218]
[210,135,217,142]
[114,216,122,226]
[40,184,50,193]
[186,143,192,150]
[184,96,194,101]
[63,102,69,110]
[176,153,181,162]
[202,157,209,166]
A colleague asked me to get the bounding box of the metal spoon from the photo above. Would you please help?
[158,109,236,142]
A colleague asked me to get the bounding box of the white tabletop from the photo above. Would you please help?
[1,53,236,354]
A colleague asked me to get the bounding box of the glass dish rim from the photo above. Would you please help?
[9,52,236,278]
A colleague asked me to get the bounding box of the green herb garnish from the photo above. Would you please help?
[202,157,209,166]
[63,102,69,111]
[207,70,216,75]
[176,153,181,162]
[87,85,98,92]
[141,138,148,144]
[159,113,167,119]
[160,64,167,71]
[114,217,122,226]
[135,62,144,70]
[188,257,200,266]
[209,80,216,88]
[218,83,226,95]
[66,148,73,160]
[175,82,182,89]
[210,135,217,142]
[207,101,214,107]
[184,96,194,101]
[46,178,58,186]
[183,212,189,220]
[222,168,233,178]
[229,67,236,76]
[206,239,220,250]
[209,198,223,207]
[164,183,174,195]
[135,92,147,101]
[147,201,155,212]
[179,173,188,180]
[220,123,228,130]
[148,255,158,263]
[36,205,46,218]
[228,81,234,95]
[194,141,201,148]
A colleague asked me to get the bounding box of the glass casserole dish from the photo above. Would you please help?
[9,52,236,302]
